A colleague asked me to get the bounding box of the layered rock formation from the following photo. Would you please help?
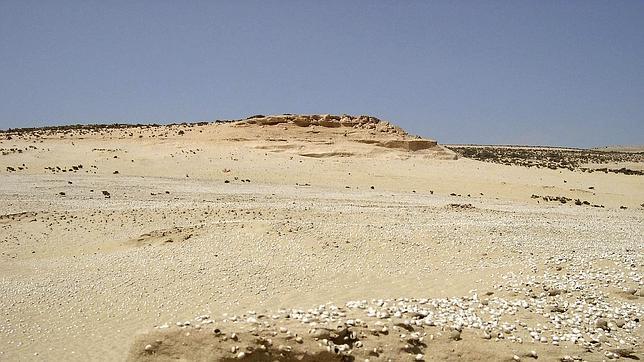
[236,114,455,158]
[240,114,406,135]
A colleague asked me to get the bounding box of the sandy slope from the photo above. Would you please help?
[0,116,642,361]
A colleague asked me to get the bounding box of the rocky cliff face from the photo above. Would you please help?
[240,114,406,135]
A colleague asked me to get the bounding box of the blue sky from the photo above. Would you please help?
[1,1,643,147]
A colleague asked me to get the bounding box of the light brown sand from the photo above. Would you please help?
[0,117,642,361]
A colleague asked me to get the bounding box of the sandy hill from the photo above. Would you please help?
[2,113,456,160]
[1,114,643,208]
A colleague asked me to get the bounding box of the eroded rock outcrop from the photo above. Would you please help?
[240,114,406,135]
[236,114,455,157]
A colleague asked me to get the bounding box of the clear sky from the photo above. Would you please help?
[1,1,643,147]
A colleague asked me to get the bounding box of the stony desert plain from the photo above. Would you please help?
[0,114,642,361]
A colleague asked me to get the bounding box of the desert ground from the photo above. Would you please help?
[0,115,642,361]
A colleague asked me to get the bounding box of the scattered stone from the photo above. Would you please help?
[595,319,609,331]
[609,348,636,358]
